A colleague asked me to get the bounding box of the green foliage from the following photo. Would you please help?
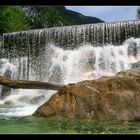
[67,10,103,24]
[137,7,140,19]
[0,6,30,33]
[23,6,77,29]
[23,6,104,29]
[0,6,104,33]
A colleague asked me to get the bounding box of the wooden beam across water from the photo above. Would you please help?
[0,76,65,90]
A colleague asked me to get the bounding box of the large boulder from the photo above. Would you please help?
[33,68,140,121]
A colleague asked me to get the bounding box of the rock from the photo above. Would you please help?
[0,59,14,99]
[4,100,24,107]
[1,69,12,99]
[4,100,15,107]
[131,61,140,68]
[48,65,62,83]
[18,96,31,103]
[1,88,11,100]
[4,69,12,78]
[18,94,45,104]
[128,40,139,57]
[0,59,7,69]
[30,95,45,104]
[33,68,140,121]
[80,51,96,71]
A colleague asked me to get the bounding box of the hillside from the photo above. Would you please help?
[0,6,104,33]
[22,6,104,29]
[66,9,104,24]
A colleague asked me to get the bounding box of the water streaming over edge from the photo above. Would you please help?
[0,37,140,117]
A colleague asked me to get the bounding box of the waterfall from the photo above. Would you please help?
[2,20,140,51]
[0,20,140,117]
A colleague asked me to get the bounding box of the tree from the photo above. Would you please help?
[0,6,30,33]
[22,6,77,29]
[137,7,140,19]
[0,76,64,90]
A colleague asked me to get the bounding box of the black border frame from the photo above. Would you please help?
[0,0,140,138]
[0,0,140,5]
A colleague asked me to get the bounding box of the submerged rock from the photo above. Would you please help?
[3,100,24,107]
[18,96,31,104]
[1,69,12,99]
[4,100,15,106]
[1,87,11,100]
[30,95,45,104]
[128,40,139,57]
[131,61,140,68]
[33,68,140,121]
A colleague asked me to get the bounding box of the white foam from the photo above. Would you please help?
[0,37,140,117]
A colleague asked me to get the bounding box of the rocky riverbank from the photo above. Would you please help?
[33,68,140,121]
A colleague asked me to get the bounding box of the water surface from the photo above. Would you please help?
[0,116,140,134]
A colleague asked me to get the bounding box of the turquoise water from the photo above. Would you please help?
[0,116,140,134]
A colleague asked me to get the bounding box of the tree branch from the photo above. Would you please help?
[0,76,65,90]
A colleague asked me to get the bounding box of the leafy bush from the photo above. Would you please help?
[0,6,30,33]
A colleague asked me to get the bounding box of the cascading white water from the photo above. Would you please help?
[2,20,140,52]
[0,37,140,117]
[43,37,140,83]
